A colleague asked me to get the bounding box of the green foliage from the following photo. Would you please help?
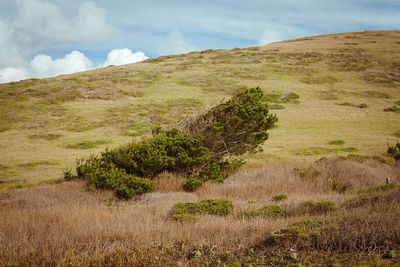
[293,147,358,156]
[238,204,287,219]
[182,87,277,160]
[184,159,244,191]
[109,130,210,177]
[72,156,154,199]
[276,217,332,236]
[273,194,288,201]
[172,199,233,221]
[387,142,400,160]
[386,250,397,259]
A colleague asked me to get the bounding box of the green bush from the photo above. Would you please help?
[184,159,244,191]
[387,142,400,160]
[273,194,288,201]
[108,129,210,177]
[172,199,233,221]
[66,87,277,195]
[75,156,154,199]
[180,87,277,160]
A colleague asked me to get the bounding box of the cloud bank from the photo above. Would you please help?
[0,49,148,83]
[0,0,147,83]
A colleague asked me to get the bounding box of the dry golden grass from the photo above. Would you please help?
[1,158,399,265]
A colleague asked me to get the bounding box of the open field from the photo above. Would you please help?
[1,31,400,265]
[1,158,400,266]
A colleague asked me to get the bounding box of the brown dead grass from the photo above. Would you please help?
[0,158,399,265]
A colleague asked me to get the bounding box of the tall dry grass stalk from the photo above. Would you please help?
[0,158,399,265]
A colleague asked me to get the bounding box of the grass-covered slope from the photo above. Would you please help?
[1,30,400,188]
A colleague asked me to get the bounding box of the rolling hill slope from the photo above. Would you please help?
[1,30,400,187]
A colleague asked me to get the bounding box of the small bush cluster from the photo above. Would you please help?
[387,142,400,160]
[172,199,233,221]
[272,194,288,201]
[238,204,287,219]
[184,159,244,191]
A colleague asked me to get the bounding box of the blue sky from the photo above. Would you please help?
[1,0,400,83]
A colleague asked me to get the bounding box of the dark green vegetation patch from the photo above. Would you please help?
[172,199,233,221]
[387,142,400,160]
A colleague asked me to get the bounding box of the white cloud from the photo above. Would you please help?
[0,67,28,83]
[30,50,93,78]
[259,29,286,45]
[12,0,114,47]
[157,31,196,55]
[101,48,148,67]
[0,48,149,83]
[0,20,25,68]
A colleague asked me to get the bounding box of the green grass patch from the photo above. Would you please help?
[172,199,233,221]
[262,92,299,104]
[165,98,203,106]
[341,154,389,164]
[272,217,333,237]
[347,183,398,195]
[0,164,18,177]
[329,140,345,145]
[28,133,63,140]
[18,160,59,170]
[301,75,338,84]
[238,204,287,219]
[293,147,358,156]
[65,140,110,149]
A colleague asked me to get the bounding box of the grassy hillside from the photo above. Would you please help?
[1,31,400,265]
[1,30,400,188]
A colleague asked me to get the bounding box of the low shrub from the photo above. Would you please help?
[74,156,154,199]
[387,142,400,160]
[172,199,233,221]
[184,159,244,191]
[272,194,288,201]
[180,87,278,160]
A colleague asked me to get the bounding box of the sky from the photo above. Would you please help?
[0,0,400,83]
